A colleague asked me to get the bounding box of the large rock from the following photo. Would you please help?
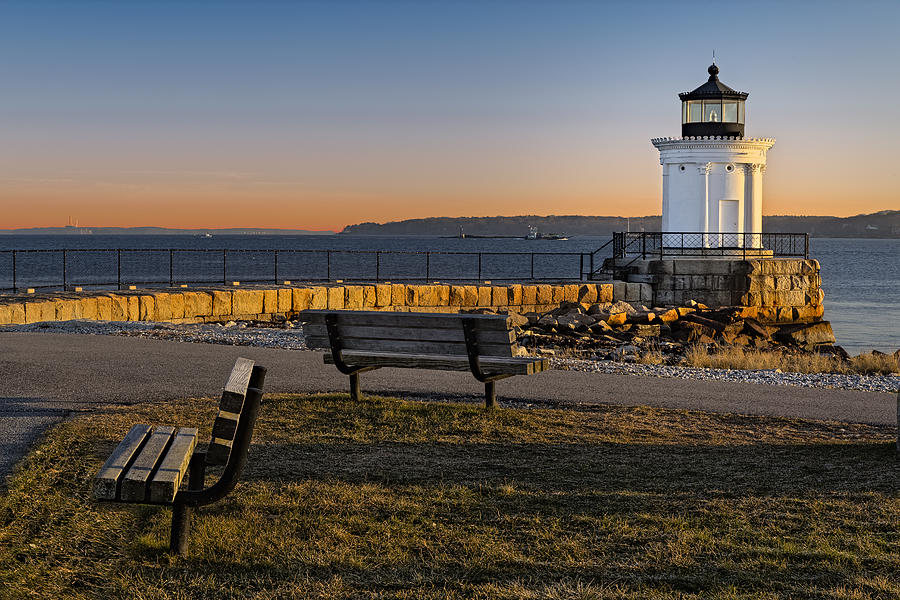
[774,321,836,347]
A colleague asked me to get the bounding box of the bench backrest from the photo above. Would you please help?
[206,357,261,466]
[300,310,520,357]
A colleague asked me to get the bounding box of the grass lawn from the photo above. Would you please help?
[2,394,900,599]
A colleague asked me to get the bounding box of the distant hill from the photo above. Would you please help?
[0,226,333,235]
[341,211,900,238]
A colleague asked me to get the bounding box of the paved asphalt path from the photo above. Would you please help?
[1,331,895,481]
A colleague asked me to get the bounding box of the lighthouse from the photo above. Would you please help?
[651,64,774,249]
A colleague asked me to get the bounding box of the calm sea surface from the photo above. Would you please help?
[0,235,896,354]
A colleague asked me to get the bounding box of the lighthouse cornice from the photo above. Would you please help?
[651,136,776,152]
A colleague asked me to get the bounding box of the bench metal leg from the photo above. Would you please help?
[484,381,497,409]
[349,373,362,401]
[170,453,206,556]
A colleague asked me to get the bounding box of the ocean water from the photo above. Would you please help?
[0,234,897,354]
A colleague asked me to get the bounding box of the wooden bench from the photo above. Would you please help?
[92,357,267,556]
[300,310,548,408]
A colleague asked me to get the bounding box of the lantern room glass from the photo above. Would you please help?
[682,99,745,123]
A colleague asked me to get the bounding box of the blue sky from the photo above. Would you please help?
[1,1,897,228]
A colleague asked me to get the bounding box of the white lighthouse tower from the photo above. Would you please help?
[652,64,774,249]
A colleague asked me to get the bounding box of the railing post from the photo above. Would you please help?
[274,250,278,284]
[62,249,67,290]
[11,250,16,293]
[117,249,122,289]
[426,252,430,281]
[478,253,482,281]
[641,234,646,259]
[327,250,331,280]
[169,249,174,286]
[531,253,535,280]
[375,252,380,282]
[579,253,584,281]
[222,249,227,285]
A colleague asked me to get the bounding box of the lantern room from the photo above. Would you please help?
[679,64,747,138]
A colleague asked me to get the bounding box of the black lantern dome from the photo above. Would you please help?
[679,64,748,137]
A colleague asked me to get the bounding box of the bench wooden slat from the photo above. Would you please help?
[325,351,548,375]
[300,310,513,331]
[149,427,199,504]
[207,358,255,465]
[120,426,176,502]
[93,424,152,501]
[302,323,516,345]
[305,335,516,357]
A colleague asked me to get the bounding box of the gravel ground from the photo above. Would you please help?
[4,320,898,394]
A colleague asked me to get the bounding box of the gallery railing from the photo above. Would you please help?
[0,248,591,293]
[611,232,809,260]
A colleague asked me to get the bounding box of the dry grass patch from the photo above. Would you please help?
[1,394,900,599]
[681,345,900,375]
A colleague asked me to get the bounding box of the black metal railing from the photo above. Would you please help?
[0,248,589,293]
[611,232,808,260]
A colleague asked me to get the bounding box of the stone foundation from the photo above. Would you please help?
[623,258,824,323]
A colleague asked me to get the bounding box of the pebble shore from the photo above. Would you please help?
[4,320,898,394]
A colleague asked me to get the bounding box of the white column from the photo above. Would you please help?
[661,163,670,232]
[698,162,711,246]
[749,163,764,248]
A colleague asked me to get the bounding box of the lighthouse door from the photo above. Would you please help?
[718,199,740,247]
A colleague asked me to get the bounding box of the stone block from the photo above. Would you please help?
[0,304,11,325]
[690,275,710,290]
[78,297,98,320]
[277,288,293,313]
[449,286,467,306]
[108,295,129,321]
[536,285,552,305]
[775,290,806,306]
[169,293,185,319]
[436,285,450,306]
[263,289,279,314]
[292,288,313,312]
[597,284,613,303]
[24,301,47,324]
[654,289,675,306]
[674,259,733,275]
[55,299,78,321]
[477,286,492,307]
[563,284,579,303]
[126,295,140,320]
[391,284,406,307]
[612,281,626,301]
[648,260,674,275]
[345,286,364,309]
[747,275,775,292]
[640,283,653,303]
[310,287,327,309]
[327,287,344,310]
[362,286,377,308]
[492,286,508,306]
[576,284,597,304]
[523,285,537,305]
[375,284,392,306]
[405,285,420,307]
[139,295,155,320]
[211,291,233,316]
[96,296,113,321]
[551,286,565,303]
[507,284,523,306]
[463,286,478,306]
[624,283,641,302]
[800,259,820,275]
[417,285,439,307]
[184,292,213,318]
[232,290,263,315]
[7,303,26,324]
[153,293,172,321]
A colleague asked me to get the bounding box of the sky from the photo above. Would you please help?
[1,1,898,231]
